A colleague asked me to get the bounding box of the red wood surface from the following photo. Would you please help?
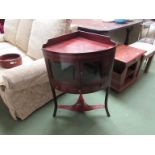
[45,37,114,54]
[71,19,142,31]
[115,45,145,63]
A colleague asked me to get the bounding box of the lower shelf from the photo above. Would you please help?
[58,94,104,112]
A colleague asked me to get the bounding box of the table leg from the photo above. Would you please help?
[144,54,155,73]
[124,28,131,45]
[105,87,110,117]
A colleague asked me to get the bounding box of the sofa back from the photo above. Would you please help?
[4,19,20,45]
[27,19,70,59]
[3,19,71,59]
[16,19,33,52]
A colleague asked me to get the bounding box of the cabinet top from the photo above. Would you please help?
[43,31,116,55]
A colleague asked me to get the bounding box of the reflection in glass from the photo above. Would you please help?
[50,61,75,81]
[83,61,103,82]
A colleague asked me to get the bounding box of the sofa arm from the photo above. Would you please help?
[1,58,49,91]
[0,33,4,42]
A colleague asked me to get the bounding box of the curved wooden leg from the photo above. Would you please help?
[105,87,110,117]
[51,87,58,117]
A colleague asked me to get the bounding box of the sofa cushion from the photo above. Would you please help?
[27,19,70,59]
[3,20,20,45]
[16,19,33,53]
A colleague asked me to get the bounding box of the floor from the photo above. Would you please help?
[0,60,155,135]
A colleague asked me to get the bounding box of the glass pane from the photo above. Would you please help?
[50,61,76,81]
[82,61,103,82]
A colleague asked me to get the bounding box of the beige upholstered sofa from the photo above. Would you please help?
[0,19,71,120]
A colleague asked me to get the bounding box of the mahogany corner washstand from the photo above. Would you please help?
[42,31,117,117]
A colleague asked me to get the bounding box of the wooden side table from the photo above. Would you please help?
[111,45,145,92]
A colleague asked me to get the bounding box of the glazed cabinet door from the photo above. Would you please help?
[48,59,81,93]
